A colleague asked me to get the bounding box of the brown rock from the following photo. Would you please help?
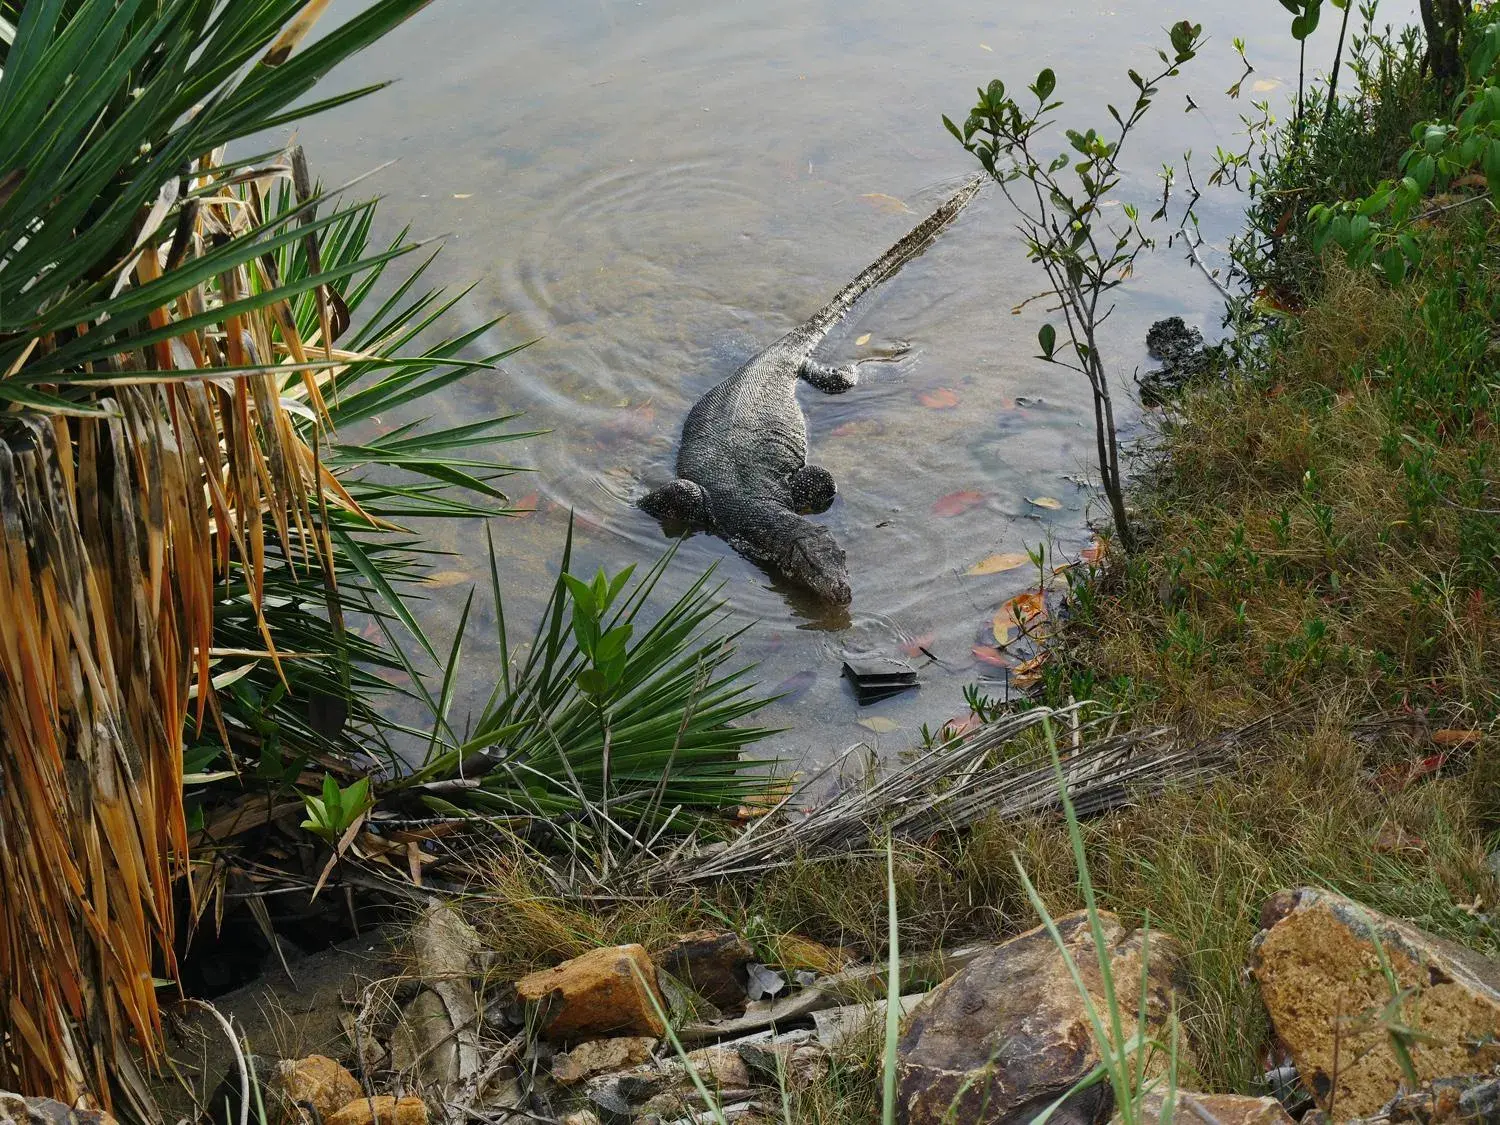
[515,944,667,1041]
[653,930,754,1009]
[324,1096,427,1125]
[270,1056,362,1125]
[1250,887,1500,1118]
[1139,1092,1293,1125]
[895,911,1191,1125]
[551,1037,658,1085]
[683,1045,752,1090]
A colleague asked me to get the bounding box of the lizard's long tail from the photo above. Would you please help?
[793,174,982,359]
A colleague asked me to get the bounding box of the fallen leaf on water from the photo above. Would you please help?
[971,644,1010,668]
[979,42,993,51]
[512,492,540,517]
[1081,538,1108,565]
[1252,79,1281,92]
[918,387,960,409]
[1433,729,1482,746]
[1027,496,1063,510]
[830,418,884,439]
[773,670,817,703]
[425,570,473,588]
[898,633,936,659]
[860,192,913,215]
[453,193,473,199]
[857,716,901,733]
[855,333,871,346]
[993,590,1048,645]
[967,551,1030,576]
[933,490,986,517]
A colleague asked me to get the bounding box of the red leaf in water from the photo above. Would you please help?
[512,492,540,517]
[772,670,817,703]
[898,633,936,659]
[933,490,986,517]
[830,418,884,439]
[918,387,960,409]
[971,644,1010,668]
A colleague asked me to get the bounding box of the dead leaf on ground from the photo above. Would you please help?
[1027,496,1063,510]
[933,490,986,517]
[967,551,1030,576]
[940,712,982,740]
[918,387,960,409]
[857,716,901,733]
[1433,729,1482,746]
[1011,651,1049,687]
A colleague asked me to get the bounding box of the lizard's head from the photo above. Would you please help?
[780,522,851,605]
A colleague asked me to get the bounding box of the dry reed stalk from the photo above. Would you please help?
[0,147,378,1111]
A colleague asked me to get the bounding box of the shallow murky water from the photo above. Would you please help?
[297,0,1388,767]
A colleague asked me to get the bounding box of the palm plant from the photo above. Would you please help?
[0,0,535,1111]
[394,527,780,877]
[0,1,779,1112]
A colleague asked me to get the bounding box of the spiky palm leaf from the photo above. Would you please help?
[397,525,780,834]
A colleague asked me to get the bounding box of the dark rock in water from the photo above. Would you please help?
[841,656,918,704]
[1139,316,1217,406]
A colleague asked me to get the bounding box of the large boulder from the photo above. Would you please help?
[515,944,667,1041]
[1251,887,1500,1118]
[895,911,1190,1125]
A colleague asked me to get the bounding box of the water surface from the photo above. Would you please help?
[300,0,1381,767]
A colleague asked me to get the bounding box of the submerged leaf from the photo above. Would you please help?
[1027,496,1064,510]
[967,551,1030,576]
[933,490,987,517]
[918,387,961,409]
[857,716,901,733]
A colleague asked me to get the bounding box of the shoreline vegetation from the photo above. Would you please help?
[7,1,1500,1123]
